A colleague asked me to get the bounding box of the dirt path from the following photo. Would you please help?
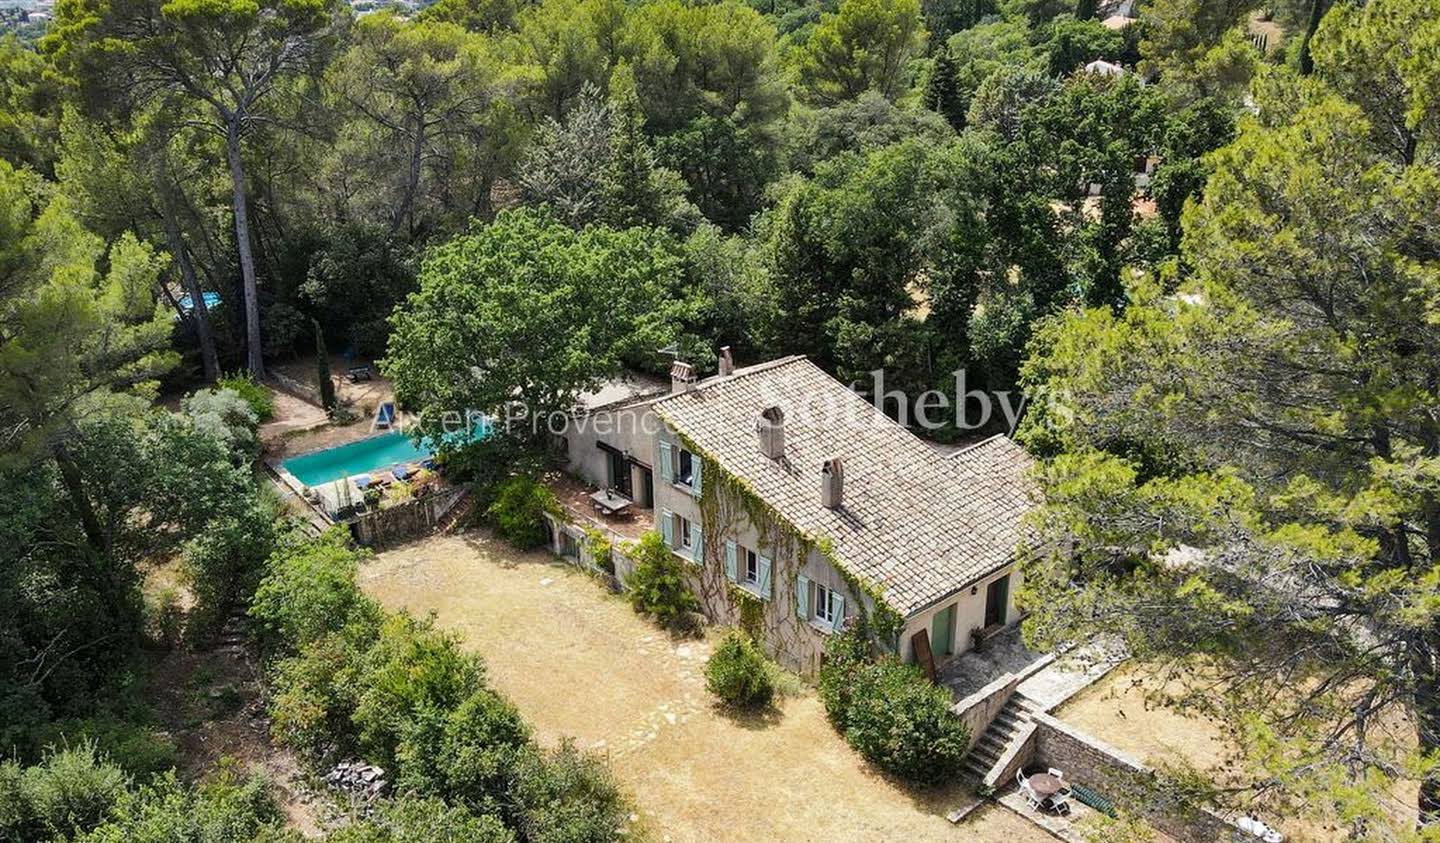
[360,532,1054,842]
[146,634,324,837]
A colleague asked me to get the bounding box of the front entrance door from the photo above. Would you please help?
[984,574,1010,628]
[930,604,955,656]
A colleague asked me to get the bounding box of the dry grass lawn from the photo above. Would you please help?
[359,532,1053,842]
[1057,665,1421,841]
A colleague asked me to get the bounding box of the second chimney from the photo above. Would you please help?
[757,406,785,459]
[718,346,734,376]
[821,456,844,509]
[670,360,696,394]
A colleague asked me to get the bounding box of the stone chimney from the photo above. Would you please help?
[670,360,696,394]
[718,346,735,377]
[821,456,844,509]
[757,406,785,459]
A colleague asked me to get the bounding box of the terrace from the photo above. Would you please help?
[545,471,653,543]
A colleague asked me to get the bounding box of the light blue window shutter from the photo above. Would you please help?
[830,594,846,632]
[691,525,704,563]
[796,574,810,619]
[659,442,673,484]
[724,540,738,582]
[660,509,674,547]
[690,458,703,499]
[758,556,772,600]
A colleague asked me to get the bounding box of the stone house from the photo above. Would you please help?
[556,351,1036,676]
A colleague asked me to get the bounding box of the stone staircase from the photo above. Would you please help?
[960,694,1041,785]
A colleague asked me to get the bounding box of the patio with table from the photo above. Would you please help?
[588,487,633,516]
[1018,768,1074,816]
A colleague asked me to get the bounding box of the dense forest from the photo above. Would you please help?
[2,0,1439,835]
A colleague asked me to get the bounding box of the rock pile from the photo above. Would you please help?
[324,760,388,810]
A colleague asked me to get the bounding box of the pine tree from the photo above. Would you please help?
[922,46,966,130]
[600,65,667,228]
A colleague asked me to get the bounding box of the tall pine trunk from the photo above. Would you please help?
[160,191,220,382]
[226,116,265,378]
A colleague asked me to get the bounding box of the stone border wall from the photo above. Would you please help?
[542,512,635,590]
[351,487,466,547]
[1029,712,1240,842]
[951,654,1055,751]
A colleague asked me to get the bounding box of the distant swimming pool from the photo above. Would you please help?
[281,424,488,488]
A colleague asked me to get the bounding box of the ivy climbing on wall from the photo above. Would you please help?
[669,425,903,674]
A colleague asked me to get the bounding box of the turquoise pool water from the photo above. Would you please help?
[282,424,487,487]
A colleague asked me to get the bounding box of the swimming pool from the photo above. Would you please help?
[281,425,487,488]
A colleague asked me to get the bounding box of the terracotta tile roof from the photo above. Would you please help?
[653,357,1036,617]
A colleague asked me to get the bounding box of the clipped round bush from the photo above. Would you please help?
[704,630,775,709]
[841,657,970,786]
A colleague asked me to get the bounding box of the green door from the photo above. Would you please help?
[931,604,956,656]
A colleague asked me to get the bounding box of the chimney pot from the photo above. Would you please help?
[821,456,844,509]
[757,406,785,459]
[718,346,734,377]
[669,360,696,394]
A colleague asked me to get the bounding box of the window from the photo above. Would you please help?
[813,583,837,625]
[676,449,694,485]
[678,515,693,550]
[744,548,759,585]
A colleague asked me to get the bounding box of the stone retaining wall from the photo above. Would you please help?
[351,487,466,547]
[543,512,634,589]
[952,673,1023,751]
[1029,712,1239,842]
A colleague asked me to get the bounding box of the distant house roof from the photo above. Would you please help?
[1084,59,1128,77]
[652,357,1036,617]
[572,372,669,414]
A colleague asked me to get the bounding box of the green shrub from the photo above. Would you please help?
[33,718,178,780]
[267,629,373,758]
[249,529,381,656]
[184,491,280,641]
[836,657,970,786]
[510,740,632,843]
[216,373,275,423]
[703,630,775,709]
[484,475,558,549]
[145,587,185,650]
[624,532,701,634]
[76,767,290,843]
[583,528,613,574]
[13,742,130,840]
[351,614,487,767]
[328,795,512,843]
[394,690,531,819]
[817,626,872,728]
[182,388,262,460]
